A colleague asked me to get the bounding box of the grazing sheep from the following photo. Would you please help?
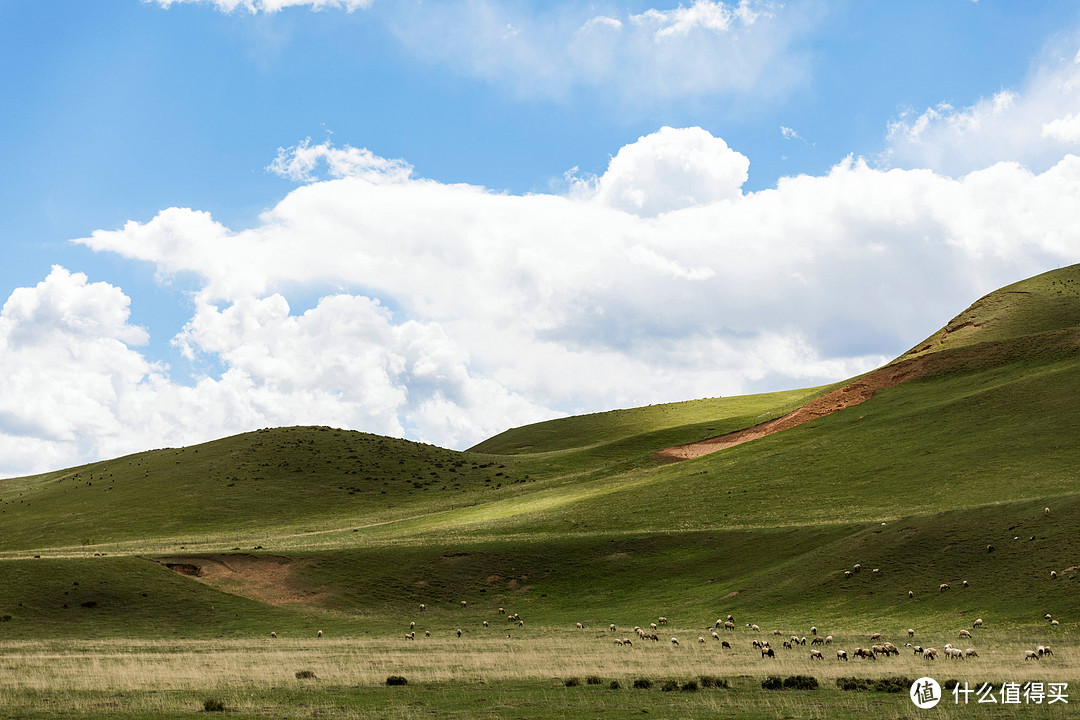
[317,630,323,638]
[614,639,623,646]
[715,619,723,628]
[882,643,899,656]
[844,571,852,578]
[1051,620,1059,626]
[782,641,792,649]
[622,638,633,647]
[854,648,876,660]
[946,648,964,660]
[810,626,817,636]
[456,629,462,637]
[723,621,735,630]
[836,650,848,661]
[908,628,915,637]
[1045,613,1053,619]
[519,620,524,627]
[1051,571,1058,579]
[270,632,277,638]
[810,649,823,660]
[610,624,617,632]
[870,633,881,641]
[499,607,505,614]
[711,631,720,640]
[483,621,489,627]
[987,545,994,552]
[461,601,467,608]
[410,622,415,630]
[752,640,762,649]
[939,583,950,591]
[913,646,923,655]
[650,623,658,631]
[908,590,914,598]
[425,631,431,637]
[872,568,880,575]
[973,618,983,628]
[824,635,833,645]
[1038,645,1054,657]
[576,623,584,630]
[1025,650,1039,661]
[923,648,938,660]
[790,635,799,644]
[962,580,969,587]
[698,636,706,644]
[811,636,824,646]
[405,632,415,640]
[959,630,972,638]
[772,629,782,636]
[800,637,807,646]
[658,617,668,625]
[761,648,775,658]
[853,564,861,572]
[670,637,679,646]
[751,624,760,632]
[419,603,426,611]
[1045,507,1051,516]
[871,644,885,655]
[721,641,731,649]
[965,649,978,658]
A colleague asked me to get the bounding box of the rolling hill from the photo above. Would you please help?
[1,264,1078,641]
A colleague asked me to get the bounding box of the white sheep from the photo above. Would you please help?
[711,631,720,640]
[872,568,880,575]
[1050,620,1059,626]
[939,583,950,591]
[419,603,426,611]
[958,629,971,638]
[973,618,983,628]
[499,607,505,614]
[751,624,760,632]
[270,632,277,638]
[698,636,706,644]
[810,649,823,660]
[908,590,914,598]
[810,626,817,636]
[843,571,852,578]
[965,648,978,658]
[1045,507,1051,516]
[870,633,881,641]
[1025,650,1039,661]
[650,623,657,631]
[853,563,861,572]
[670,637,679,646]
[483,621,489,627]
[836,650,848,661]
[456,628,462,637]
[658,616,668,624]
[424,630,431,637]
[824,635,833,645]
[723,621,735,630]
[1050,570,1058,579]
[405,631,415,640]
[1038,645,1054,656]
[410,621,415,629]
[576,622,584,630]
[317,630,323,638]
[962,580,969,587]
[908,628,915,637]
[460,600,467,607]
[610,624,616,632]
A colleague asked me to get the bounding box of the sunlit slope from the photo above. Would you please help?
[904,263,1080,358]
[470,388,829,456]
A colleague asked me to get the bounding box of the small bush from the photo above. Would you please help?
[0,615,11,622]
[386,676,408,686]
[586,675,602,685]
[660,679,679,692]
[681,680,698,692]
[202,698,225,712]
[698,675,728,689]
[874,676,913,693]
[783,675,819,691]
[295,670,317,680]
[609,680,621,690]
[836,677,873,691]
[633,678,653,689]
[943,679,960,691]
[564,677,581,687]
[761,676,783,690]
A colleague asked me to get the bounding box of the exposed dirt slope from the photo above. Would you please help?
[655,327,1080,462]
[153,554,325,607]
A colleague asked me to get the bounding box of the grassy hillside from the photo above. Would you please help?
[0,264,1078,648]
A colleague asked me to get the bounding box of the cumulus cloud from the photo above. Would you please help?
[150,0,372,13]
[267,138,413,183]
[6,118,1080,477]
[883,36,1080,175]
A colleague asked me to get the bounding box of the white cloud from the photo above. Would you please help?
[150,0,372,13]
[386,0,812,103]
[883,34,1080,175]
[267,138,413,183]
[6,122,1080,477]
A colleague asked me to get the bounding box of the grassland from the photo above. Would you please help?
[1,264,1079,718]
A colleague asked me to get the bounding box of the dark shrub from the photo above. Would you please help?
[681,680,698,692]
[609,680,621,690]
[660,679,679,692]
[836,676,873,691]
[386,676,408,686]
[202,698,225,712]
[633,678,653,689]
[761,676,783,690]
[783,675,819,691]
[564,677,581,687]
[586,675,602,685]
[874,676,913,693]
[295,670,317,680]
[698,675,728,688]
[80,601,97,609]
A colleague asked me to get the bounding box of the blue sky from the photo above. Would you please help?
[2,0,1080,476]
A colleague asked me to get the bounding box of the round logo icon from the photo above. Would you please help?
[910,677,942,709]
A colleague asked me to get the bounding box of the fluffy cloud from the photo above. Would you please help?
[883,38,1080,175]
[5,120,1080,477]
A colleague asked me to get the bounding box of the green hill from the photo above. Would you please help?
[1,264,1079,642]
